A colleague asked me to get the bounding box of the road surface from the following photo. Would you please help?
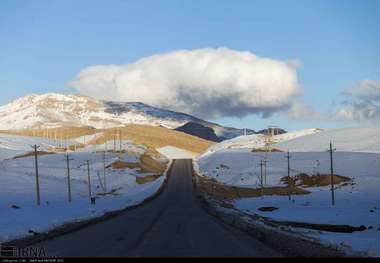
[37,159,280,257]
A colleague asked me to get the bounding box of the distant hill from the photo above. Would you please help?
[201,128,323,154]
[275,127,380,152]
[0,93,252,140]
[256,127,287,135]
[175,122,222,142]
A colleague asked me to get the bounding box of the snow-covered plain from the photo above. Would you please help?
[0,136,169,243]
[0,133,61,160]
[196,127,380,256]
[276,126,380,153]
[202,128,322,155]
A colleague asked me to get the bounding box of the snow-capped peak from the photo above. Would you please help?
[0,93,248,139]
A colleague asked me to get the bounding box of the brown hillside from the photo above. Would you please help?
[0,126,97,139]
[1,124,215,155]
[89,124,215,154]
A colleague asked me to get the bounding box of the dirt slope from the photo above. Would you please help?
[1,124,215,155]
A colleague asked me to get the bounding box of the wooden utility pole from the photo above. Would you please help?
[329,141,336,206]
[65,134,68,151]
[103,150,107,193]
[32,145,41,206]
[286,151,291,201]
[119,129,122,152]
[113,129,116,152]
[263,159,267,186]
[86,160,92,203]
[66,153,73,202]
[259,160,264,197]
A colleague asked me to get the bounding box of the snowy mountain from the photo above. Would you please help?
[0,93,250,140]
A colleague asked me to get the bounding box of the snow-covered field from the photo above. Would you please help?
[0,133,60,160]
[196,126,380,256]
[0,135,169,243]
[276,126,380,153]
[202,128,322,155]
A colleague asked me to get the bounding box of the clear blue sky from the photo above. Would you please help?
[1,0,379,131]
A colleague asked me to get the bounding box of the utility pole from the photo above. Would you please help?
[86,160,92,203]
[329,141,336,206]
[263,159,268,186]
[259,160,264,197]
[65,134,68,151]
[119,129,122,152]
[66,153,73,202]
[103,150,107,193]
[286,151,291,201]
[32,145,41,206]
[113,129,116,152]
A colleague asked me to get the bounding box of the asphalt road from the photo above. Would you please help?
[37,159,280,257]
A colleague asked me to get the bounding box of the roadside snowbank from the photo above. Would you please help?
[196,148,380,256]
[0,139,169,243]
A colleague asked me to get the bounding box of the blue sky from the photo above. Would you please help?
[1,0,379,131]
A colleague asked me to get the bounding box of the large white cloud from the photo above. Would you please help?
[70,48,302,119]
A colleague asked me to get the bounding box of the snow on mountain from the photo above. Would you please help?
[202,128,323,155]
[276,126,380,153]
[0,93,248,140]
[273,128,323,143]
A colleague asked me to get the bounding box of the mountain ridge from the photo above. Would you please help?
[0,93,254,140]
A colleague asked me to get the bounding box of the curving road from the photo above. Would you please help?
[37,159,280,257]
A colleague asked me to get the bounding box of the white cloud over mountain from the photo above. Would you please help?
[70,48,302,120]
